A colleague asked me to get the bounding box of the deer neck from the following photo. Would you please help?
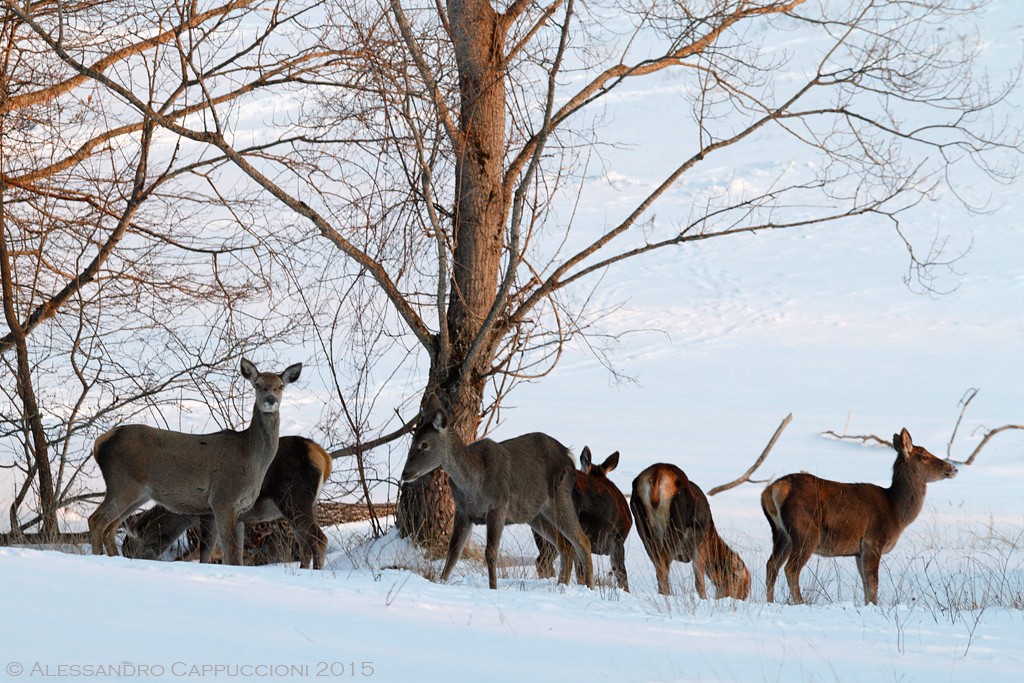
[703,529,734,586]
[886,456,927,529]
[440,437,485,493]
[244,406,280,465]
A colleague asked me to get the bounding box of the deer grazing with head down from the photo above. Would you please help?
[631,463,750,600]
[535,447,633,591]
[401,394,594,590]
[121,435,332,569]
[88,358,302,566]
[763,427,957,605]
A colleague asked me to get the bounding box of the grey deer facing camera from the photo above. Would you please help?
[88,358,302,566]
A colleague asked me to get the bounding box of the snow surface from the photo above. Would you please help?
[2,2,1024,682]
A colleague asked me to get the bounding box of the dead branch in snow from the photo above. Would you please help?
[822,389,1020,466]
[708,413,793,496]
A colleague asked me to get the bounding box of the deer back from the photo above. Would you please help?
[763,473,891,557]
[95,426,257,514]
[460,432,576,524]
[253,436,332,519]
[120,435,330,560]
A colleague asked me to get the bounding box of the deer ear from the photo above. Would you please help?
[602,451,620,473]
[421,394,440,419]
[419,394,449,433]
[894,428,913,455]
[281,362,303,385]
[240,357,258,383]
[579,446,592,471]
[430,407,448,433]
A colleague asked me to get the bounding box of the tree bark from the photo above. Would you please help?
[396,0,509,549]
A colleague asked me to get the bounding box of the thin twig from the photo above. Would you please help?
[820,430,892,448]
[948,388,979,458]
[708,413,792,496]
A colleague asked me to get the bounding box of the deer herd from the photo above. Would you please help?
[87,359,959,606]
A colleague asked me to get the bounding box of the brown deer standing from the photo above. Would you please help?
[631,463,750,599]
[534,447,633,591]
[121,435,332,569]
[762,428,957,605]
[401,394,594,590]
[88,358,302,566]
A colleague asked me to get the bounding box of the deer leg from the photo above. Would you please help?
[552,475,593,588]
[532,530,557,579]
[288,507,321,569]
[654,552,672,596]
[439,514,473,583]
[530,517,570,583]
[537,516,577,585]
[483,509,506,589]
[87,502,114,556]
[574,545,587,586]
[212,506,243,566]
[197,516,216,563]
[858,544,883,606]
[556,534,576,585]
[292,511,327,570]
[90,491,148,556]
[691,544,709,600]
[311,525,328,570]
[783,535,816,605]
[611,539,629,592]
[765,524,792,603]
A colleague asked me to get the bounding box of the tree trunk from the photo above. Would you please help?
[0,193,58,540]
[396,0,509,550]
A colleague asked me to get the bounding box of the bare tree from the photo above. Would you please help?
[0,0,311,540]
[5,0,1020,550]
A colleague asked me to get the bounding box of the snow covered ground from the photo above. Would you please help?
[1,504,1021,682]
[2,2,1024,682]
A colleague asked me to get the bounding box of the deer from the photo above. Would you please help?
[762,427,958,605]
[88,358,302,566]
[120,435,332,569]
[631,463,751,600]
[401,394,594,590]
[534,447,633,591]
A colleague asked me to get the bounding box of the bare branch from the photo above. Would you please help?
[389,0,462,151]
[960,425,1024,466]
[821,430,892,448]
[330,415,417,459]
[709,413,792,496]
[948,387,979,458]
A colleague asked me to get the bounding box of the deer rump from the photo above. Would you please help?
[121,435,331,568]
[631,463,750,600]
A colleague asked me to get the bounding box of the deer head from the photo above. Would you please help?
[401,394,449,483]
[893,428,958,483]
[241,357,303,414]
[580,447,619,478]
